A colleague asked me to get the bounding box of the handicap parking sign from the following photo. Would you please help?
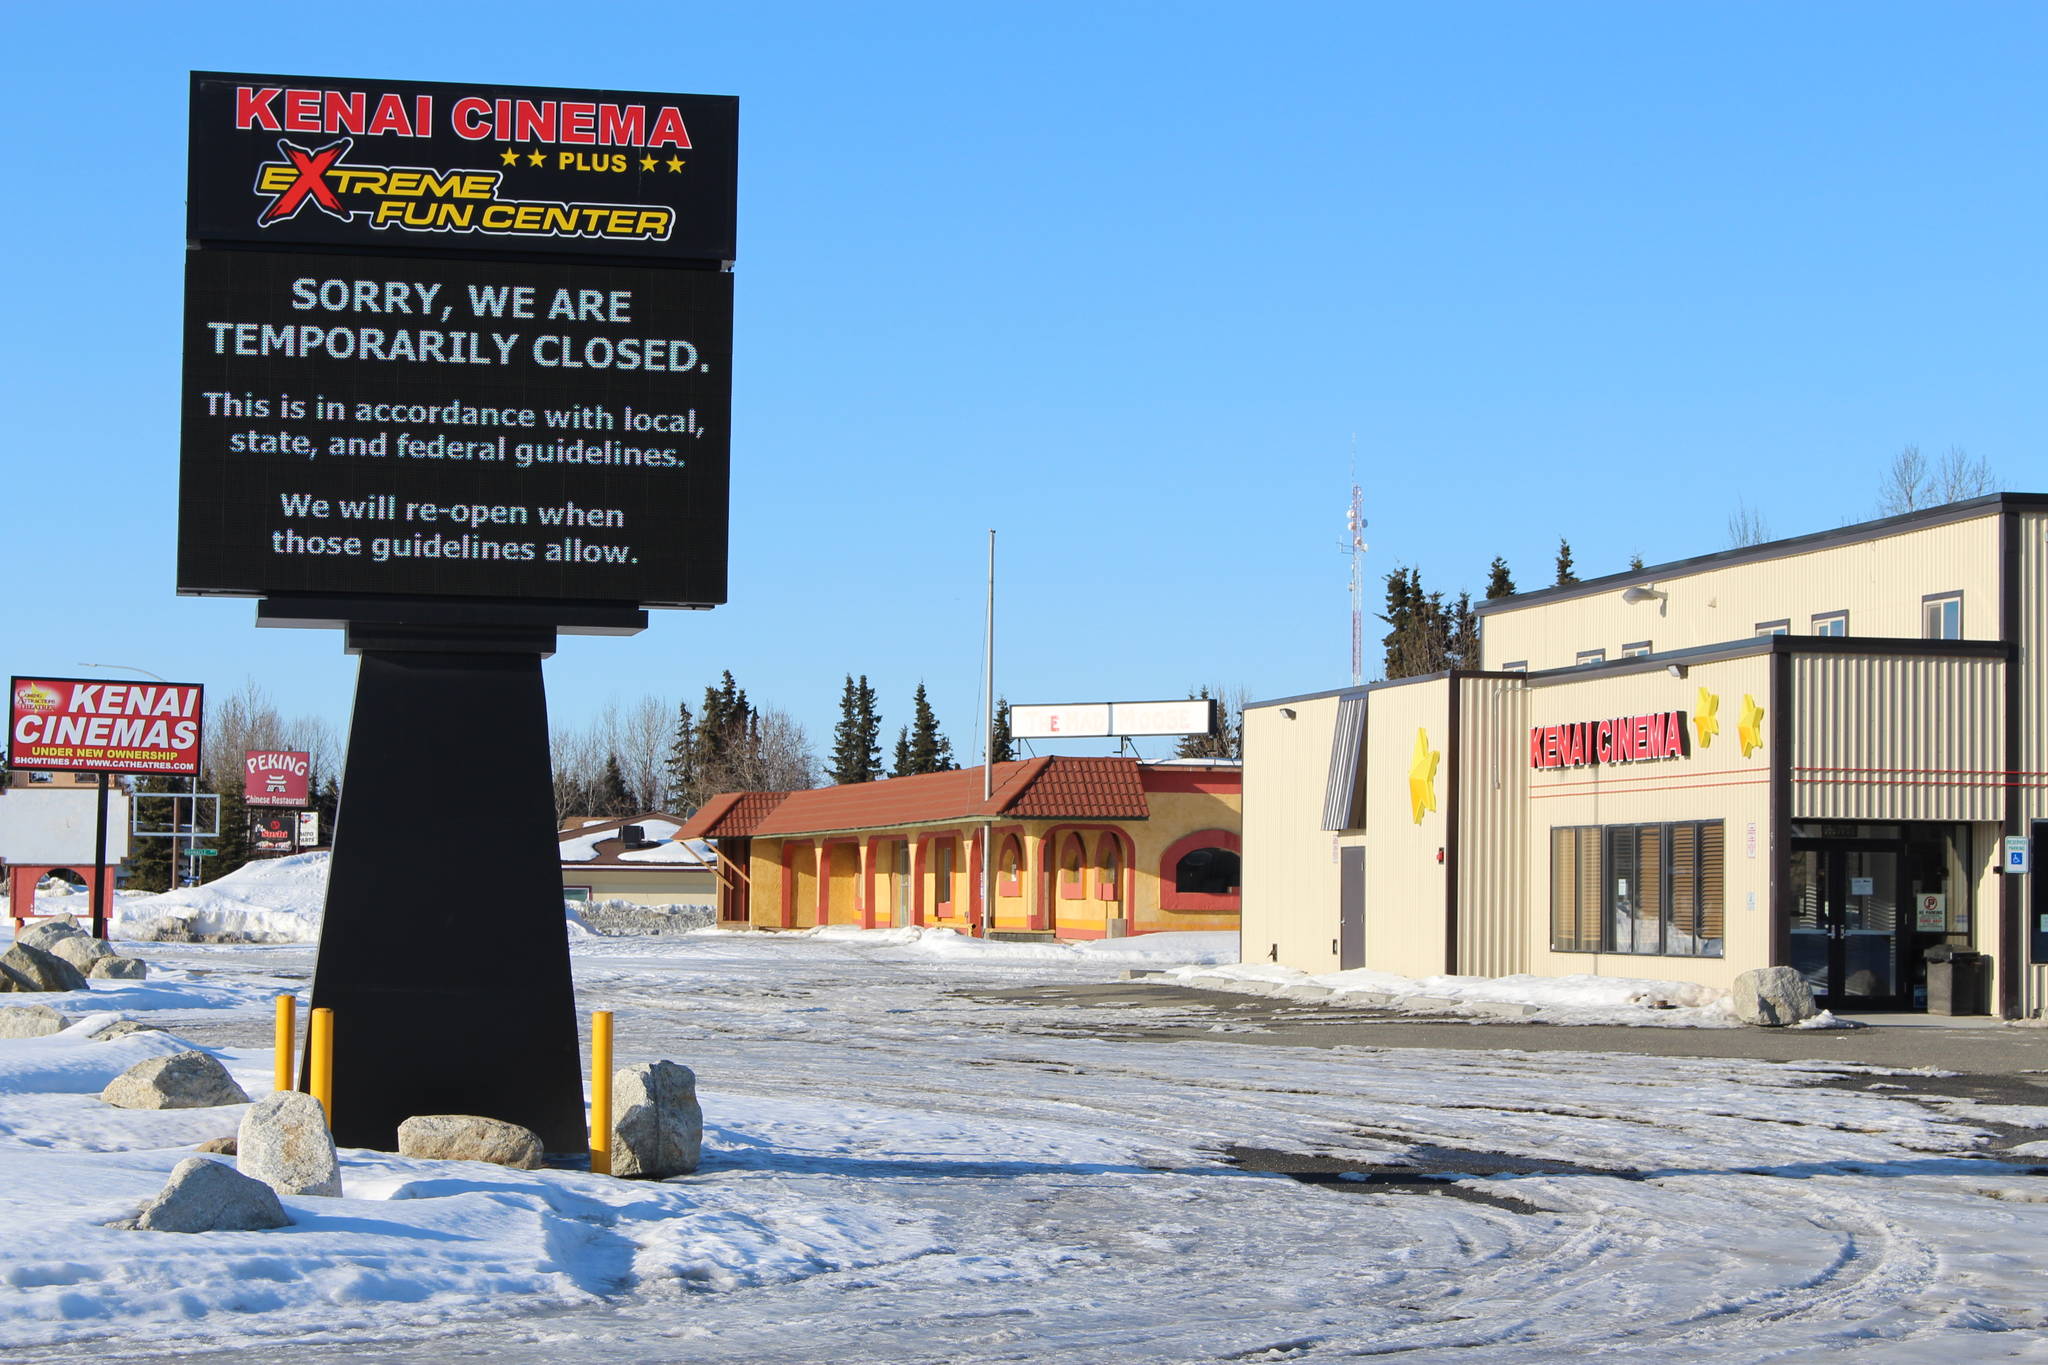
[2007,835,2032,874]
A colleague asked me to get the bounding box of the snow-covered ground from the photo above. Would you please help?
[2,927,2046,1363]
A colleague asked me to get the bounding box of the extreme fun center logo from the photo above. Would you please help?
[234,83,706,245]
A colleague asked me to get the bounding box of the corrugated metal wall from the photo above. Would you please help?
[1456,675,1528,977]
[2021,513,2048,826]
[1481,512,2001,671]
[1242,695,1348,972]
[1359,678,1452,979]
[1791,653,2006,822]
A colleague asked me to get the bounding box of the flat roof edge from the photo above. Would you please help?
[1476,493,2046,617]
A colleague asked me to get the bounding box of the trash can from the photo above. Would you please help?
[1926,946,1989,1016]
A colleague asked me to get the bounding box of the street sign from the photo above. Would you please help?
[2006,835,2032,875]
[189,848,220,858]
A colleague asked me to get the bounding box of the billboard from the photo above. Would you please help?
[245,749,311,807]
[179,72,737,611]
[0,789,132,863]
[8,678,205,776]
[1009,699,1218,740]
[251,810,297,853]
[297,810,321,847]
[187,73,736,262]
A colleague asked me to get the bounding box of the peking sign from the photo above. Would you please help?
[9,678,205,776]
[178,72,738,613]
[245,749,312,807]
[1529,710,1689,771]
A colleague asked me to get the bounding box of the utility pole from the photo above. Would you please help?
[979,529,996,938]
[1343,445,1370,687]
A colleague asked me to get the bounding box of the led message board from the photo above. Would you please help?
[180,72,736,609]
[187,72,736,263]
[178,249,732,604]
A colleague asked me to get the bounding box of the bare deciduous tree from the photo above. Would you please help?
[1878,444,1996,516]
[1727,499,1772,548]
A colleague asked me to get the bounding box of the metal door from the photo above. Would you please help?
[1338,846,1365,969]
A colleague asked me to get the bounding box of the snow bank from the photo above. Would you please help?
[1161,961,1742,1027]
[112,853,331,943]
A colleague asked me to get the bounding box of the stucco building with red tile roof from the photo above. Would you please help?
[676,757,1242,938]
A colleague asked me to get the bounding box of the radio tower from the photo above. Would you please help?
[1344,445,1369,686]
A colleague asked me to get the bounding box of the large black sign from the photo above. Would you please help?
[180,72,737,610]
[178,249,732,606]
[188,72,736,262]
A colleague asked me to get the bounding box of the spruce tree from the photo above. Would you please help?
[891,726,912,778]
[313,772,340,848]
[1484,556,1516,600]
[1381,567,1452,680]
[1628,552,1645,572]
[904,684,954,774]
[990,698,1014,764]
[853,675,882,781]
[1554,538,1579,586]
[595,753,635,816]
[664,700,697,809]
[124,776,176,892]
[1447,591,1479,670]
[828,676,868,785]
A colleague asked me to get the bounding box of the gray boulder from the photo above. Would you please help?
[397,1114,546,1170]
[0,1003,70,1038]
[195,1136,238,1155]
[1731,966,1819,1027]
[88,956,148,980]
[102,1051,250,1109]
[132,1157,289,1233]
[0,943,87,993]
[92,1020,163,1041]
[46,936,116,975]
[237,1091,341,1196]
[16,917,86,954]
[610,1060,702,1179]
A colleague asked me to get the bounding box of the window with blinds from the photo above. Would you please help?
[1551,820,1723,957]
[1550,826,1603,952]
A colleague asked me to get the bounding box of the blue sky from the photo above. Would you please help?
[6,2,2045,763]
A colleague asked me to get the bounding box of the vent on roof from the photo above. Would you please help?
[621,824,650,848]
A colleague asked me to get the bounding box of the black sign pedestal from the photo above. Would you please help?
[295,602,642,1152]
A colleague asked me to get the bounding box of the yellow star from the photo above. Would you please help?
[1407,727,1440,825]
[640,154,658,172]
[1693,688,1720,749]
[1738,694,1766,758]
[666,155,686,172]
[499,147,520,166]
[527,149,547,166]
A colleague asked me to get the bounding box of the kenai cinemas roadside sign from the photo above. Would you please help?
[178,73,737,610]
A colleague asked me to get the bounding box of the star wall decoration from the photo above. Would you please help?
[1693,687,1720,748]
[1737,694,1766,758]
[1408,727,1439,825]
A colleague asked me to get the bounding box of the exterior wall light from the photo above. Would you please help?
[1279,707,1297,719]
[1622,584,1666,604]
[1666,663,1688,679]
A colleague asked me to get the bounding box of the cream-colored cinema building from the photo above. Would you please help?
[1244,494,2048,1017]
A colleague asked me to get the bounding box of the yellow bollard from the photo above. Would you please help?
[590,1010,614,1175]
[274,994,296,1093]
[308,1006,335,1130]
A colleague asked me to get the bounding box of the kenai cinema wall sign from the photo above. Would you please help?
[1529,711,1690,771]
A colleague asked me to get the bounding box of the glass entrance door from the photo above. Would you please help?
[1788,843,1905,1009]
